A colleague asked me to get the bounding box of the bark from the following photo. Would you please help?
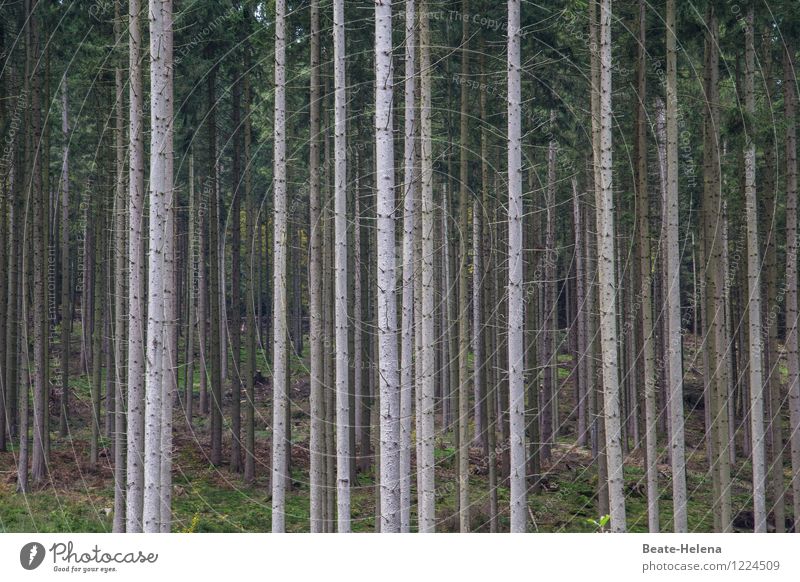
[542,110,557,461]
[400,0,416,534]
[635,0,658,532]
[456,0,471,533]
[112,0,127,532]
[126,0,145,533]
[185,148,196,425]
[760,30,784,532]
[665,0,687,532]
[143,0,173,532]
[29,0,47,486]
[743,6,766,532]
[595,0,626,532]
[332,0,350,531]
[271,0,288,532]
[784,36,800,532]
[417,0,436,534]
[59,73,70,439]
[308,0,324,530]
[208,69,223,467]
[507,0,526,533]
[243,39,256,485]
[699,10,731,530]
[230,67,243,474]
[376,0,400,533]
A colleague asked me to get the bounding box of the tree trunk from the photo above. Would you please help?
[271,0,288,532]
[456,0,471,533]
[784,36,800,533]
[507,0,526,533]
[143,0,173,533]
[743,6,766,533]
[29,0,48,487]
[594,0,626,532]
[332,0,350,531]
[375,0,400,533]
[112,0,127,532]
[126,0,145,532]
[230,65,243,474]
[308,0,324,530]
[207,69,223,468]
[635,0,658,532]
[243,35,256,485]
[58,73,70,439]
[400,0,416,534]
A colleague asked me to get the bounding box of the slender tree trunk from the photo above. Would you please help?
[112,0,127,532]
[58,73,70,439]
[507,0,526,533]
[760,30,784,533]
[542,110,557,460]
[784,37,800,533]
[126,0,145,533]
[90,185,105,471]
[743,6,766,533]
[635,0,658,532]
[308,0,324,530]
[456,0,471,533]
[230,68,243,474]
[143,0,173,533]
[375,0,400,533]
[29,0,47,487]
[243,37,256,485]
[271,0,288,532]
[185,148,195,426]
[400,0,416,534]
[332,0,350,531]
[207,70,223,468]
[594,0,626,532]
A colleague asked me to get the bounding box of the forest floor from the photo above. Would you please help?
[0,333,792,532]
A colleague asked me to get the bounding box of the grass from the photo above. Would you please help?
[0,332,793,532]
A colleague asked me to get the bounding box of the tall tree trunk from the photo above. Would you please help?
[375,0,400,533]
[760,29,783,532]
[126,0,145,533]
[308,0,324,530]
[230,66,243,474]
[208,69,222,467]
[58,73,70,439]
[507,0,526,533]
[456,0,471,533]
[143,0,173,533]
[665,0,687,532]
[701,8,731,530]
[271,0,288,533]
[635,0,658,532]
[185,148,196,426]
[90,176,105,471]
[29,0,47,487]
[418,0,436,534]
[243,36,256,485]
[594,0,625,532]
[400,0,416,534]
[784,36,800,533]
[332,0,350,532]
[542,110,557,461]
[743,6,766,533]
[112,0,127,532]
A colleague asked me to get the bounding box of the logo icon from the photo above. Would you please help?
[20,542,46,570]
